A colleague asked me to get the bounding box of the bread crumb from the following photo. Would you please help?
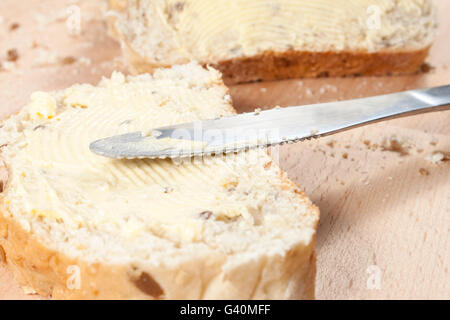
[425,152,448,164]
[30,40,40,49]
[77,56,91,66]
[254,108,262,115]
[66,9,82,36]
[0,61,16,72]
[34,49,59,66]
[381,136,410,156]
[61,56,77,65]
[419,168,430,176]
[9,22,20,31]
[342,152,348,159]
[6,49,19,62]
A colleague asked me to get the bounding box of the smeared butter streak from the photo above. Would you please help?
[1,67,289,245]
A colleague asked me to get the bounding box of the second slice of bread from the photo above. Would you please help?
[108,0,437,84]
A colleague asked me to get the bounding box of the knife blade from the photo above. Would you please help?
[89,85,450,159]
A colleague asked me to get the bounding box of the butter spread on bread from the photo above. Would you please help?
[108,0,437,84]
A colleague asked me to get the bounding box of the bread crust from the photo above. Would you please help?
[0,192,317,299]
[214,48,431,85]
[119,45,430,86]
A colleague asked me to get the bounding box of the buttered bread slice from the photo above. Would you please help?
[0,63,319,299]
[108,0,437,84]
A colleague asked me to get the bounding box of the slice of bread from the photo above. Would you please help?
[0,63,319,299]
[108,0,437,84]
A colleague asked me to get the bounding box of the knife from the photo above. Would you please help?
[90,85,450,160]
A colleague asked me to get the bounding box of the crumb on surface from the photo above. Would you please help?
[61,56,77,65]
[9,22,20,31]
[419,168,430,176]
[0,61,16,72]
[33,49,59,66]
[425,151,448,164]
[7,49,19,62]
[381,136,410,156]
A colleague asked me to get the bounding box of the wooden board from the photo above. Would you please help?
[0,0,448,300]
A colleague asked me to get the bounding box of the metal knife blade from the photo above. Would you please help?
[90,85,450,159]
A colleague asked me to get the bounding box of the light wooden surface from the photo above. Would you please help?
[0,0,448,300]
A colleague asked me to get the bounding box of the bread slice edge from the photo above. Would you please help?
[107,0,432,85]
